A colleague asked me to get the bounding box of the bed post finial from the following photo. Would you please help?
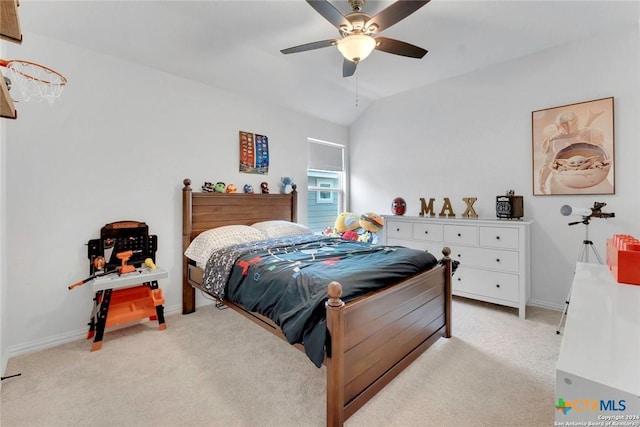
[326,282,344,308]
[183,178,192,190]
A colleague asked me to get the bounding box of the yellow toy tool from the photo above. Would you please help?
[145,258,157,270]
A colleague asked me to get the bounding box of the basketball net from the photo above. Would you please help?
[0,59,67,105]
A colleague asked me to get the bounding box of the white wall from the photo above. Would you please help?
[349,28,640,310]
[3,33,348,356]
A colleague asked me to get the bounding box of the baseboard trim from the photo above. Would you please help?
[528,298,564,312]
[7,303,185,358]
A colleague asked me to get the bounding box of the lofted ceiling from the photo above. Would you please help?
[13,0,640,125]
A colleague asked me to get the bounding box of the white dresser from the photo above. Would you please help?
[382,215,532,318]
[555,262,639,423]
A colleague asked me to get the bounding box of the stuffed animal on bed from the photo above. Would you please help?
[325,212,383,243]
[342,230,359,241]
[334,212,360,234]
[359,212,384,244]
[360,212,383,233]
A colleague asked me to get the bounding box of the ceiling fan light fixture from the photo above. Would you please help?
[337,34,376,63]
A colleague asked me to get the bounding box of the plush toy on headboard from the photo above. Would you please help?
[280,177,294,194]
[214,182,226,193]
[260,182,269,194]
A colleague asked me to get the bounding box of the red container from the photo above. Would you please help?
[607,234,640,286]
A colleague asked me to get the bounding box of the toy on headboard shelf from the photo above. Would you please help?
[226,184,237,193]
[213,182,226,193]
[243,184,254,194]
[261,182,269,194]
[280,177,295,194]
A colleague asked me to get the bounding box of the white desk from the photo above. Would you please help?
[556,262,640,423]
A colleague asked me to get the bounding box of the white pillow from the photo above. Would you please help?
[251,220,313,238]
[184,225,267,267]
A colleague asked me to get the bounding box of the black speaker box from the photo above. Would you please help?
[496,196,523,219]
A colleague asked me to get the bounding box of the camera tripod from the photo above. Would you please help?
[555,217,603,334]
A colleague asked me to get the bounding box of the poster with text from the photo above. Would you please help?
[239,131,269,174]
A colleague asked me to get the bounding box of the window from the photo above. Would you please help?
[307,139,346,233]
[316,180,334,203]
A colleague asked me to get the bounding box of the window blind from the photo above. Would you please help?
[308,141,344,172]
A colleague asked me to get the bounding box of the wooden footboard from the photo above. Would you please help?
[325,250,451,426]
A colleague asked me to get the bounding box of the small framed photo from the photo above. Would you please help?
[532,97,614,195]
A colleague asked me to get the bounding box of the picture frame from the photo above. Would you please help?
[531,97,614,196]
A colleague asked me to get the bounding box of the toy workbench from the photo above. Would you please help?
[87,267,168,351]
[81,220,166,351]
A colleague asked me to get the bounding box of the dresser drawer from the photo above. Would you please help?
[453,266,519,303]
[449,245,519,273]
[386,220,412,240]
[413,222,443,242]
[444,224,478,245]
[479,226,519,249]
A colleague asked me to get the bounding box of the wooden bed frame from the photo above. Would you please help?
[181,178,452,427]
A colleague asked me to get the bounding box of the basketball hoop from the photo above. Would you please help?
[0,58,67,105]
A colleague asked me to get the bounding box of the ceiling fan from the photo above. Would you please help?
[281,0,430,77]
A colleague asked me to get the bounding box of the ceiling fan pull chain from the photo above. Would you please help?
[355,71,359,108]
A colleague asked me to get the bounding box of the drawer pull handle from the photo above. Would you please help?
[424,231,428,235]
[457,233,461,237]
[496,284,500,288]
[496,236,500,240]
[496,258,501,263]
[457,277,461,281]
[396,228,400,232]
[457,254,462,258]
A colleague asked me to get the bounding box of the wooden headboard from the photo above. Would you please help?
[181,178,298,313]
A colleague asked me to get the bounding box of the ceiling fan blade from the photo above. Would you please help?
[365,0,430,33]
[280,39,338,55]
[374,36,428,58]
[343,59,357,78]
[306,0,351,31]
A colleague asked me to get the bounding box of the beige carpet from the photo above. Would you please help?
[1,297,561,427]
